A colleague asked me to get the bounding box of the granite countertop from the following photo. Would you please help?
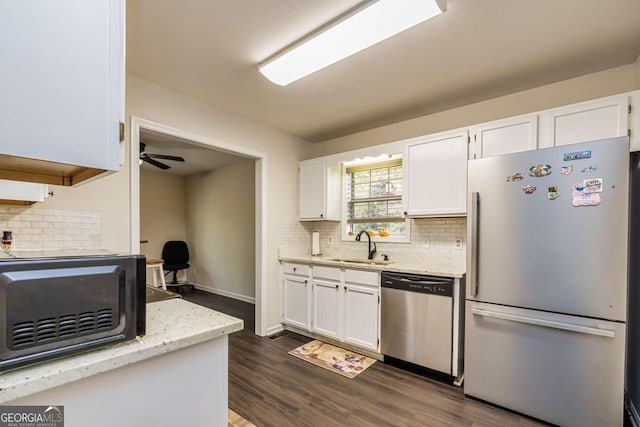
[279,255,466,278]
[0,299,243,403]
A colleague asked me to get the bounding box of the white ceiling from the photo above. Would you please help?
[127,0,640,142]
[139,128,247,176]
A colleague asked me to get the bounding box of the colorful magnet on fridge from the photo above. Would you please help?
[506,173,523,182]
[572,182,601,206]
[561,165,573,175]
[563,150,592,161]
[522,185,537,194]
[529,164,552,177]
[583,178,603,193]
[548,186,559,200]
[581,165,598,173]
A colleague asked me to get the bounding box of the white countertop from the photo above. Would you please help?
[0,299,243,403]
[279,254,466,278]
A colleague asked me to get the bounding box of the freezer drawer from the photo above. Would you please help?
[465,301,625,427]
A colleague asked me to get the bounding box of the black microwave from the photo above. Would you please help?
[0,254,146,372]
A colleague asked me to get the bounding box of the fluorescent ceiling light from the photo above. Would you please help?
[259,0,446,86]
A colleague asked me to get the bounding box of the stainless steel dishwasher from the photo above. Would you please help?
[381,271,463,381]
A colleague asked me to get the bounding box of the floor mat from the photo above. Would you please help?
[288,340,376,379]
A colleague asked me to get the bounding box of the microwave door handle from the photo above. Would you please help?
[470,308,615,338]
[467,192,479,297]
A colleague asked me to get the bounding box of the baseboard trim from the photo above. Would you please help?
[265,324,284,336]
[194,284,255,304]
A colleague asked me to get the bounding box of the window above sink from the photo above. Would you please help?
[342,153,410,243]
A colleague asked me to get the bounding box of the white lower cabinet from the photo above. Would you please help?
[282,262,380,352]
[312,279,341,339]
[283,276,310,330]
[343,284,379,350]
[282,264,311,330]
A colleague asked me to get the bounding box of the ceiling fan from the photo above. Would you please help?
[139,143,185,170]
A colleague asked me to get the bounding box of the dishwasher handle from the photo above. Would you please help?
[381,272,453,297]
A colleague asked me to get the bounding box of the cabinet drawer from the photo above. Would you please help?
[313,266,341,281]
[282,263,310,276]
[345,269,379,286]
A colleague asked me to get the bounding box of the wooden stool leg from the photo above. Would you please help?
[159,265,167,290]
[151,266,158,288]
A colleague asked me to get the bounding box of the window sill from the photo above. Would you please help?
[341,235,411,244]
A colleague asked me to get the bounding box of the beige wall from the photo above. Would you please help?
[126,74,313,333]
[186,160,255,300]
[313,64,639,156]
[139,168,187,261]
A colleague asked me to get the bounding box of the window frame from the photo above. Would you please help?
[340,159,411,244]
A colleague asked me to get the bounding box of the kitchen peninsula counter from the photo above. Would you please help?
[1,299,243,426]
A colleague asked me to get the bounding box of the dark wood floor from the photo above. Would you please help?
[184,290,546,427]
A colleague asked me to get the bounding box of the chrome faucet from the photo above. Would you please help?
[355,230,377,260]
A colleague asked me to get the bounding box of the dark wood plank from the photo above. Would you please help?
[182,289,255,331]
[186,290,548,426]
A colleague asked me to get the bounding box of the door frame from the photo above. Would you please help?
[129,116,268,336]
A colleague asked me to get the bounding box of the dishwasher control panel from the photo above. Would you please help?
[381,272,453,297]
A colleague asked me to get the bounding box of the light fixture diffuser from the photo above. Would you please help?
[259,0,446,86]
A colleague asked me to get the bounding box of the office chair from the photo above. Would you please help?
[162,240,194,293]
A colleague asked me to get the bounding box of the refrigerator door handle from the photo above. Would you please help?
[470,307,616,338]
[467,192,479,297]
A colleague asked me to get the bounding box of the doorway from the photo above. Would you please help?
[129,117,267,336]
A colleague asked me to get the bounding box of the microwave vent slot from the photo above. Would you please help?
[10,308,115,349]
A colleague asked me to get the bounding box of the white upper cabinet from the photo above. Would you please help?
[0,1,124,186]
[298,159,341,221]
[631,92,640,152]
[539,95,629,148]
[403,130,468,217]
[0,180,49,206]
[469,114,538,159]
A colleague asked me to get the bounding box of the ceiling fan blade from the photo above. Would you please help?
[142,156,170,170]
[145,153,185,162]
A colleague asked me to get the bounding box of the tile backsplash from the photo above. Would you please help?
[0,205,101,250]
[280,217,466,259]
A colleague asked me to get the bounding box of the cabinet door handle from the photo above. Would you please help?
[344,286,347,291]
[293,267,297,272]
[304,280,308,284]
[320,213,324,218]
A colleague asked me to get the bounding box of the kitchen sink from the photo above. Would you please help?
[326,257,394,266]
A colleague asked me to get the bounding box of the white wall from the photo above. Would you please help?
[126,74,312,333]
[313,64,640,156]
[139,168,187,261]
[186,160,255,301]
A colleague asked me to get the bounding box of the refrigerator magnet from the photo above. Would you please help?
[581,165,598,173]
[522,185,537,194]
[529,164,552,177]
[583,178,603,193]
[561,165,573,175]
[572,182,601,206]
[506,173,523,182]
[547,186,560,200]
[563,150,591,161]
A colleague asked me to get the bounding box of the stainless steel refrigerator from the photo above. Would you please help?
[465,136,629,427]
